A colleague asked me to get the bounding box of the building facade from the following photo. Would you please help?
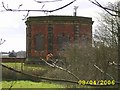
[25,16,93,59]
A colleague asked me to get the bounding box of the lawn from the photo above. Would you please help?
[2,63,65,88]
[2,63,85,88]
[1,63,94,88]
[2,80,64,88]
[2,63,48,71]
[2,62,51,78]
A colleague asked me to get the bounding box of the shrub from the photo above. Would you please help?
[44,43,118,81]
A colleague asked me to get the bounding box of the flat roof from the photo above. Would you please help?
[26,15,93,22]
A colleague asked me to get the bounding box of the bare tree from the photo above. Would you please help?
[89,0,120,88]
[93,1,120,48]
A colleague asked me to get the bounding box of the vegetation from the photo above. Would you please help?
[94,1,120,47]
[2,63,65,88]
[2,63,51,81]
[2,81,64,88]
[0,0,119,89]
[45,43,118,81]
[1,62,91,88]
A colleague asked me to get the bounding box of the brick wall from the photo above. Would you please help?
[25,16,93,59]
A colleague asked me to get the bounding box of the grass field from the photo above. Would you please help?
[1,63,93,88]
[2,63,48,71]
[2,80,92,88]
[2,63,64,88]
[2,81,64,88]
[2,62,119,89]
[2,63,50,80]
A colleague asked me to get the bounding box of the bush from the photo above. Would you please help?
[44,43,118,81]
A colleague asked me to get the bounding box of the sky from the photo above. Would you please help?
[0,0,118,52]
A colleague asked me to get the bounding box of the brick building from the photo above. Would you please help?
[25,16,93,59]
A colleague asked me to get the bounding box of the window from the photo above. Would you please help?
[58,33,70,50]
[81,34,88,46]
[35,33,44,51]
[48,24,53,52]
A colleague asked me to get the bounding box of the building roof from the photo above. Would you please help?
[26,15,93,24]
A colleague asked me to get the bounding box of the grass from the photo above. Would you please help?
[2,80,93,88]
[2,80,64,88]
[2,80,117,89]
[1,63,101,88]
[2,62,90,88]
[2,63,65,88]
[2,62,52,81]
[0,82,2,90]
[2,63,47,71]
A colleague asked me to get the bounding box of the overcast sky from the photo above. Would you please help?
[0,0,117,52]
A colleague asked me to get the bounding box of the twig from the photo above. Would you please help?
[0,38,6,45]
[94,64,120,84]
[108,61,120,70]
[2,2,7,10]
[41,4,45,9]
[18,4,23,9]
[94,64,114,79]
[109,61,120,66]
[88,0,119,16]
[9,81,17,90]
[34,0,62,3]
[49,0,76,12]
[40,57,80,81]
[22,10,30,20]
[1,0,76,19]
[1,0,76,13]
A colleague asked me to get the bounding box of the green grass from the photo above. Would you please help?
[2,62,53,82]
[2,63,47,71]
[2,63,50,76]
[2,63,65,88]
[2,81,64,88]
[0,82,2,90]
[2,81,92,88]
[1,63,101,88]
[1,63,94,88]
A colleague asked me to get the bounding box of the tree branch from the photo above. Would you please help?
[0,63,78,84]
[47,0,76,13]
[88,0,119,16]
[1,0,76,20]
[18,4,23,9]
[108,61,120,70]
[40,57,79,81]
[9,81,17,90]
[0,38,6,45]
[22,10,30,20]
[1,60,118,86]
[94,64,120,84]
[94,64,113,79]
[1,0,76,13]
[34,0,62,3]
